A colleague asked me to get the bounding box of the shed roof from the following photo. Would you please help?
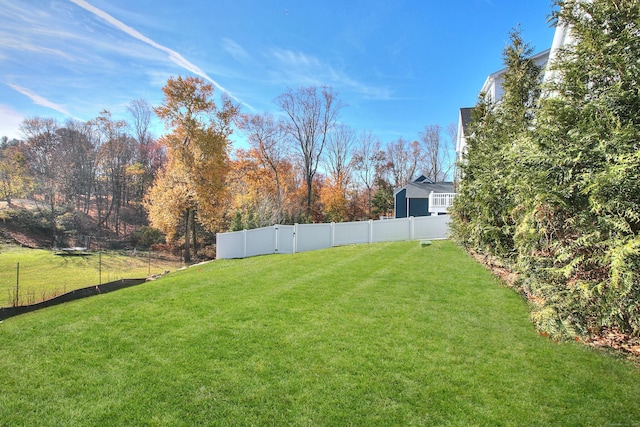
[400,181,455,199]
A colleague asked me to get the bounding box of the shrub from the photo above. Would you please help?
[133,226,165,249]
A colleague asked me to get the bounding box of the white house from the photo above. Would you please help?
[482,49,551,104]
[455,49,551,165]
[543,10,576,86]
[454,0,581,164]
[455,107,473,167]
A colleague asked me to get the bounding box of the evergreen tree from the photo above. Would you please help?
[451,28,543,259]
[371,178,394,218]
[515,0,640,337]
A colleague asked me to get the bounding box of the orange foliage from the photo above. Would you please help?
[145,76,239,250]
[319,177,348,223]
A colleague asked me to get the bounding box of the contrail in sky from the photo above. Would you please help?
[8,83,71,116]
[69,0,237,100]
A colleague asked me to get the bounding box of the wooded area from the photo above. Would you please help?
[0,78,454,260]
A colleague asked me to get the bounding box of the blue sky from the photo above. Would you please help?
[0,0,557,147]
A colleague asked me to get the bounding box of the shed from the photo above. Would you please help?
[394,178,455,218]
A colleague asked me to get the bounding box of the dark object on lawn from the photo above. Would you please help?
[0,278,146,321]
[54,247,92,256]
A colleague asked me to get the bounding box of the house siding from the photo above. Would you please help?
[394,189,431,218]
[395,189,408,218]
[409,198,429,217]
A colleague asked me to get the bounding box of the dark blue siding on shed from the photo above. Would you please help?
[394,189,430,218]
[395,189,407,218]
[410,198,429,217]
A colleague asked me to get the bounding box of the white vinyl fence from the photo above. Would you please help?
[216,215,451,260]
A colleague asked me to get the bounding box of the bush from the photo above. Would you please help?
[133,226,165,249]
[56,211,78,232]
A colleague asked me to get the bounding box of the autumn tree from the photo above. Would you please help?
[385,137,420,188]
[0,139,32,205]
[319,123,355,222]
[238,113,289,224]
[352,131,381,217]
[20,117,64,222]
[127,99,153,150]
[275,86,343,217]
[227,148,277,230]
[419,124,455,182]
[91,111,137,236]
[143,157,195,244]
[325,123,354,191]
[57,120,96,213]
[148,75,239,262]
[127,99,161,203]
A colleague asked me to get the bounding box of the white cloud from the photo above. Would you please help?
[269,48,392,100]
[7,84,71,116]
[271,48,322,69]
[0,104,24,139]
[2,39,73,60]
[221,38,251,64]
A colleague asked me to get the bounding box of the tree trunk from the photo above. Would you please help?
[306,178,313,218]
[191,211,198,257]
[183,208,192,263]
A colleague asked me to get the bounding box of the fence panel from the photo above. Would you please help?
[216,230,246,259]
[295,223,332,253]
[414,215,451,240]
[334,221,371,246]
[216,216,452,259]
[371,218,411,242]
[245,227,277,258]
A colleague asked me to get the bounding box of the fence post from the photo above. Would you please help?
[293,223,298,254]
[410,216,415,240]
[331,222,335,247]
[274,225,279,254]
[243,230,247,259]
[14,262,19,307]
[369,220,373,244]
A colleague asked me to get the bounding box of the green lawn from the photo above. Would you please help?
[0,245,182,306]
[0,240,638,426]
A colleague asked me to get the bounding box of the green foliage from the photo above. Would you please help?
[452,2,640,338]
[228,208,261,231]
[371,178,394,217]
[451,27,543,259]
[3,207,55,234]
[515,0,640,337]
[132,225,165,249]
[1,241,640,425]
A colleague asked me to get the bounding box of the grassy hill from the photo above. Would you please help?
[0,245,182,307]
[0,241,638,425]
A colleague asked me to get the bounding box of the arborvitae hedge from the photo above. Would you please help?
[451,0,640,339]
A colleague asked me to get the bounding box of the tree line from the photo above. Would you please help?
[0,103,164,239]
[0,77,455,260]
[451,0,640,340]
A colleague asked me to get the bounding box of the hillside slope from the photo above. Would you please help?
[1,241,639,425]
